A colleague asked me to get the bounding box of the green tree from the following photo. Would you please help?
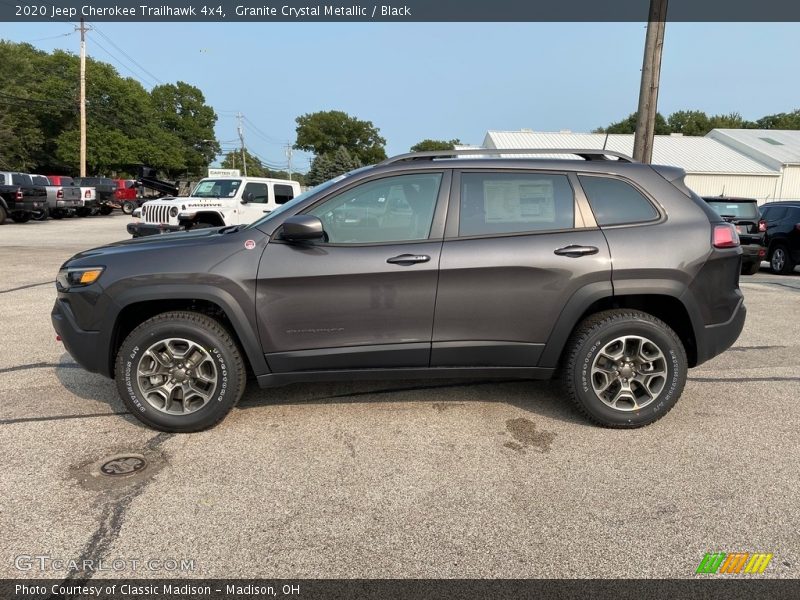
[295,110,386,165]
[755,110,800,129]
[667,110,711,136]
[305,146,362,187]
[410,138,462,152]
[595,112,671,135]
[151,82,220,175]
[220,149,268,177]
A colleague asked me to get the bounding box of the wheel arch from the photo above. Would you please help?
[108,286,268,379]
[540,282,700,369]
[182,211,226,227]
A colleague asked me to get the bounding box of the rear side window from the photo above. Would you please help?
[0,174,5,184]
[459,172,574,237]
[764,206,787,221]
[579,176,659,226]
[12,173,32,186]
[32,175,49,185]
[274,184,295,205]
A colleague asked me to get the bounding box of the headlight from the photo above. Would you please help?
[56,267,105,291]
[169,207,179,218]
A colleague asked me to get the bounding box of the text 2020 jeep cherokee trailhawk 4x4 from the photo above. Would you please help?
[52,149,746,432]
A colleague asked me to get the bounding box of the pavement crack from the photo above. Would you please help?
[59,431,174,583]
[0,361,80,374]
[0,281,51,294]
[0,412,130,425]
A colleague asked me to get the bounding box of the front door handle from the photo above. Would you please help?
[387,254,431,265]
[554,245,599,258]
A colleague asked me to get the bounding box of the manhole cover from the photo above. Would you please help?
[100,455,147,476]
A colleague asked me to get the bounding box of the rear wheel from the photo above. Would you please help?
[769,244,795,275]
[32,208,49,221]
[51,209,65,220]
[99,205,113,215]
[122,200,137,215]
[741,260,761,275]
[562,309,687,428]
[76,207,90,217]
[115,311,246,432]
[0,205,6,225]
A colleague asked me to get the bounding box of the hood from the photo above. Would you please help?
[64,226,244,266]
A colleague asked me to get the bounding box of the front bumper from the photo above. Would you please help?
[51,298,107,376]
[127,221,182,237]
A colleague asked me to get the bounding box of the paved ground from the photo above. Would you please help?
[1,214,798,579]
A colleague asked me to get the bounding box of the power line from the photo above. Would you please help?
[243,116,286,144]
[90,23,163,86]
[89,37,158,87]
[20,31,74,43]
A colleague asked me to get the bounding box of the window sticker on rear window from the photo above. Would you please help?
[483,180,555,223]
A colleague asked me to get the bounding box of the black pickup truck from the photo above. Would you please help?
[74,177,116,215]
[0,172,47,224]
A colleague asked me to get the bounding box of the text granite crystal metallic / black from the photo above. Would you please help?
[51,149,746,432]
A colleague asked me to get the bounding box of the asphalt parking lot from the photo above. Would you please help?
[1,214,799,580]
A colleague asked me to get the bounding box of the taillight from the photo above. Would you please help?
[85,190,91,198]
[758,219,767,232]
[57,189,64,199]
[15,190,23,200]
[713,223,739,248]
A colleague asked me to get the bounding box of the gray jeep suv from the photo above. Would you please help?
[52,149,745,432]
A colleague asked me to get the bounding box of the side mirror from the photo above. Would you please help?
[241,191,253,204]
[282,215,325,242]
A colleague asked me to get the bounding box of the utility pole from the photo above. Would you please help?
[633,0,668,164]
[236,112,247,177]
[285,143,293,180]
[76,18,90,177]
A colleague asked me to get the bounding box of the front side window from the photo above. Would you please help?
[578,175,659,226]
[243,182,268,203]
[308,173,442,244]
[459,172,574,237]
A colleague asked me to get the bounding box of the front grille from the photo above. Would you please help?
[143,204,170,224]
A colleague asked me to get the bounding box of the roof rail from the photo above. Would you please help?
[378,148,636,166]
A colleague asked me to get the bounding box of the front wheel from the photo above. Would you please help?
[115,311,246,432]
[562,309,687,428]
[769,244,795,275]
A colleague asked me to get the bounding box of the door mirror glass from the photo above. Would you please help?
[282,215,325,241]
[241,191,253,204]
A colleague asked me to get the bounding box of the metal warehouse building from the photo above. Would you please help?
[481,129,800,204]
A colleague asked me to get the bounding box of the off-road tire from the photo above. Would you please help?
[562,309,687,428]
[32,208,49,221]
[115,311,247,432]
[0,205,6,225]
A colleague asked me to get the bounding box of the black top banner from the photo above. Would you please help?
[3,0,800,22]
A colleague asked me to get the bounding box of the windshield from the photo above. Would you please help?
[246,168,371,230]
[707,200,759,219]
[191,179,242,198]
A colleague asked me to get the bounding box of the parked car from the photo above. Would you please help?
[53,149,746,432]
[127,176,300,237]
[702,196,765,275]
[760,201,800,274]
[114,178,138,213]
[0,171,47,223]
[73,177,115,215]
[49,175,97,217]
[30,174,82,220]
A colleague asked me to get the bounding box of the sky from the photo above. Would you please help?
[3,21,800,172]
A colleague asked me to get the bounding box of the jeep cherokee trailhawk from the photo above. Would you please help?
[52,149,746,432]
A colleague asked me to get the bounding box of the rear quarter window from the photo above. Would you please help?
[578,175,659,226]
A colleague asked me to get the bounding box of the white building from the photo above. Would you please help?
[707,129,800,201]
[481,129,797,204]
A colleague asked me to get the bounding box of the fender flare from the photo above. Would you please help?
[109,283,269,377]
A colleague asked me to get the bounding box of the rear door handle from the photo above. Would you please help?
[554,245,599,258]
[387,254,431,265]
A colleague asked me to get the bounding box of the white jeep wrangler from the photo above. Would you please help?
[127,176,300,237]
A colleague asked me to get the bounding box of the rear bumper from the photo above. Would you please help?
[740,243,765,263]
[694,295,746,365]
[51,298,108,376]
[54,199,81,209]
[10,199,45,212]
[127,222,182,237]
